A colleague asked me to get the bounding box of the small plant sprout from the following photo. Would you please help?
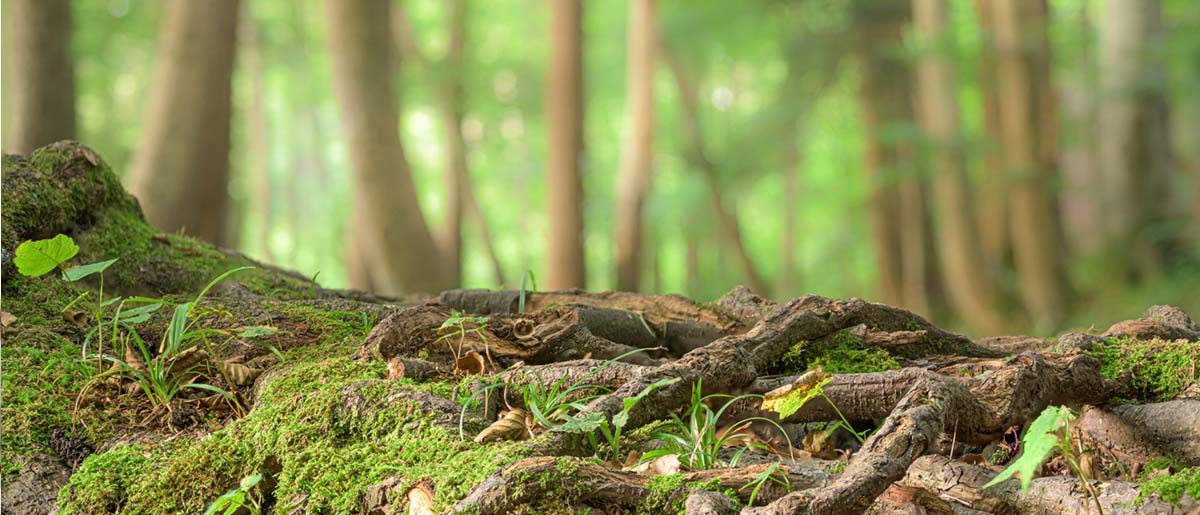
[983,406,1105,514]
[742,462,791,506]
[204,473,264,515]
[518,270,537,313]
[560,377,680,462]
[642,378,794,470]
[436,310,494,369]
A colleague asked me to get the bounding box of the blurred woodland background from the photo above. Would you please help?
[2,0,1198,335]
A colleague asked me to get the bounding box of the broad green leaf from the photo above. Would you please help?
[14,234,79,277]
[62,258,119,282]
[762,371,833,419]
[983,406,1075,492]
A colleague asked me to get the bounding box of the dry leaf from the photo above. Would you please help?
[632,453,682,476]
[0,311,17,328]
[387,357,406,380]
[455,351,486,375]
[406,479,436,515]
[623,450,640,469]
[761,369,831,415]
[124,345,147,373]
[171,347,209,378]
[474,408,530,444]
[223,359,262,386]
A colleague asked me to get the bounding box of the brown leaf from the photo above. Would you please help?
[63,310,89,326]
[474,408,530,444]
[223,359,262,386]
[454,351,486,375]
[170,347,209,377]
[0,311,17,328]
[124,345,147,374]
[406,479,436,515]
[623,450,640,469]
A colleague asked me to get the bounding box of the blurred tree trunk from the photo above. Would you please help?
[324,0,452,294]
[1058,1,1103,255]
[393,3,506,288]
[988,0,1070,330]
[3,0,75,154]
[545,0,588,289]
[1098,0,1173,279]
[973,0,1010,274]
[126,0,239,246]
[241,8,274,262]
[779,130,802,297]
[614,0,657,292]
[661,46,770,297]
[854,0,935,314]
[911,0,1004,333]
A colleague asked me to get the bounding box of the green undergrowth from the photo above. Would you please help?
[1088,336,1199,402]
[1139,467,1200,506]
[643,474,739,515]
[770,329,902,375]
[57,355,525,514]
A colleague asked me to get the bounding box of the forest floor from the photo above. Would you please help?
[2,142,1198,515]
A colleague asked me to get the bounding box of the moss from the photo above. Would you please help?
[1138,467,1200,506]
[639,475,740,515]
[768,329,902,375]
[55,444,155,514]
[56,355,527,514]
[1088,337,1199,402]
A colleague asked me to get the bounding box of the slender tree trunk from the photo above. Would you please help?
[241,7,274,262]
[126,0,239,246]
[614,0,657,292]
[973,0,1010,274]
[685,239,700,297]
[1098,0,1173,279]
[3,0,75,154]
[545,0,587,290]
[988,0,1070,330]
[1058,1,1103,255]
[853,0,913,310]
[911,0,1005,333]
[780,131,801,297]
[660,46,770,297]
[324,0,452,294]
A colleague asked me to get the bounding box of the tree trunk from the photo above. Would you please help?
[973,0,1010,275]
[2,0,75,154]
[1058,1,1103,256]
[438,0,469,288]
[545,0,587,290]
[988,0,1070,330]
[614,0,657,292]
[125,0,239,246]
[853,0,918,311]
[1098,0,1173,279]
[240,7,274,263]
[324,0,452,294]
[911,0,1005,333]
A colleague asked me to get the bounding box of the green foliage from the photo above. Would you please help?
[14,234,80,277]
[519,270,537,314]
[1138,467,1200,506]
[562,377,680,461]
[62,258,120,282]
[770,331,902,376]
[762,373,869,444]
[983,406,1075,492]
[642,379,790,470]
[742,462,790,507]
[203,473,263,515]
[1089,336,1200,402]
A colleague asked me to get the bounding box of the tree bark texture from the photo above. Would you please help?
[614,0,657,292]
[3,0,75,154]
[545,0,588,290]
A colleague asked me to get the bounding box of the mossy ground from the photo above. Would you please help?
[56,354,525,514]
[1088,336,1199,402]
[769,329,902,375]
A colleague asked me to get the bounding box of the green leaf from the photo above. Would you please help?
[559,411,606,433]
[165,303,191,353]
[14,234,79,277]
[62,258,119,282]
[616,378,680,428]
[983,406,1075,492]
[236,326,278,338]
[765,377,833,419]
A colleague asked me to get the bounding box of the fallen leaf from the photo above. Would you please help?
[223,359,262,386]
[0,311,17,328]
[474,408,530,444]
[406,479,436,515]
[632,453,681,476]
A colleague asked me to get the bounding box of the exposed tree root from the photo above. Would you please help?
[1077,400,1200,468]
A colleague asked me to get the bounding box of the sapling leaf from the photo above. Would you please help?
[14,234,79,277]
[62,258,119,282]
[615,378,680,428]
[983,405,1075,492]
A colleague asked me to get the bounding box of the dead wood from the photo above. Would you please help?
[897,455,1195,515]
[452,456,832,514]
[1103,305,1200,342]
[1077,401,1200,467]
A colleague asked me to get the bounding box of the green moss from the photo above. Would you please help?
[56,444,155,514]
[639,475,740,515]
[56,356,527,514]
[769,329,902,375]
[1088,337,1199,402]
[1138,467,1200,506]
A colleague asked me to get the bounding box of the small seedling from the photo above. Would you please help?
[983,406,1104,514]
[204,473,263,515]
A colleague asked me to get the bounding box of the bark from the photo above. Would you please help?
[660,44,770,297]
[3,0,75,154]
[973,0,1010,274]
[898,455,1194,515]
[1058,1,1103,255]
[545,0,588,290]
[911,0,1005,334]
[987,0,1070,330]
[324,0,452,294]
[614,0,657,292]
[125,0,239,246]
[1077,401,1200,469]
[1098,0,1174,279]
[1101,304,1200,342]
